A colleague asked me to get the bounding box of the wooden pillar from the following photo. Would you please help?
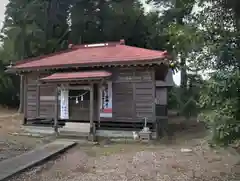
[89,83,95,141]
[152,68,159,139]
[18,74,24,113]
[54,86,59,135]
[156,118,161,139]
[36,81,40,117]
[23,75,27,124]
[97,82,102,128]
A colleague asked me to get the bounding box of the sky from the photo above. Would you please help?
[0,0,8,29]
[0,0,180,85]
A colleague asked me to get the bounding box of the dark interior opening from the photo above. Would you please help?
[155,65,168,81]
[69,89,90,120]
[69,89,90,101]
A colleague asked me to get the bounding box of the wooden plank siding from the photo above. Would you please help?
[112,82,134,122]
[26,85,37,118]
[25,73,38,118]
[134,69,155,123]
[112,68,155,123]
[39,84,56,118]
[24,72,56,119]
[24,67,157,124]
[135,81,155,121]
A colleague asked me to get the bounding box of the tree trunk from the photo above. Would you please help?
[18,75,24,113]
[174,0,189,89]
[180,57,187,88]
[18,27,25,113]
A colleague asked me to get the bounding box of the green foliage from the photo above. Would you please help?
[0,0,71,107]
[198,70,240,145]
[195,1,240,146]
[69,0,167,50]
[148,0,205,88]
[194,1,240,70]
[0,58,19,107]
[168,74,204,119]
[148,0,240,146]
[2,0,70,60]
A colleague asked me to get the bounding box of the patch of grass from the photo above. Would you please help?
[79,142,158,157]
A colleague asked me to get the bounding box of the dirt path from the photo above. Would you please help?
[8,135,240,181]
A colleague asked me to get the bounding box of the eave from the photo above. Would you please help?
[6,58,170,74]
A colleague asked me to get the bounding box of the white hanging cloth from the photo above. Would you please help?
[75,97,79,104]
[80,95,83,101]
[60,89,69,119]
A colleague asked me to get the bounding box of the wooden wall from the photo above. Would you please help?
[24,73,38,119]
[23,67,157,123]
[39,84,55,118]
[24,72,56,119]
[112,67,155,123]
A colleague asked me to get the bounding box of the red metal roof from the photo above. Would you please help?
[40,71,111,82]
[12,40,169,70]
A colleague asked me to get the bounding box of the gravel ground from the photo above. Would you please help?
[1,111,239,181]
[8,136,240,181]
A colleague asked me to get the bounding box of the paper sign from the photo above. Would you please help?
[100,81,112,118]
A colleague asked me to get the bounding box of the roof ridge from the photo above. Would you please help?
[72,41,123,49]
[123,45,168,53]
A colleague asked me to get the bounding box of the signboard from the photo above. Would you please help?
[117,71,152,82]
[100,81,112,118]
[60,90,69,119]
